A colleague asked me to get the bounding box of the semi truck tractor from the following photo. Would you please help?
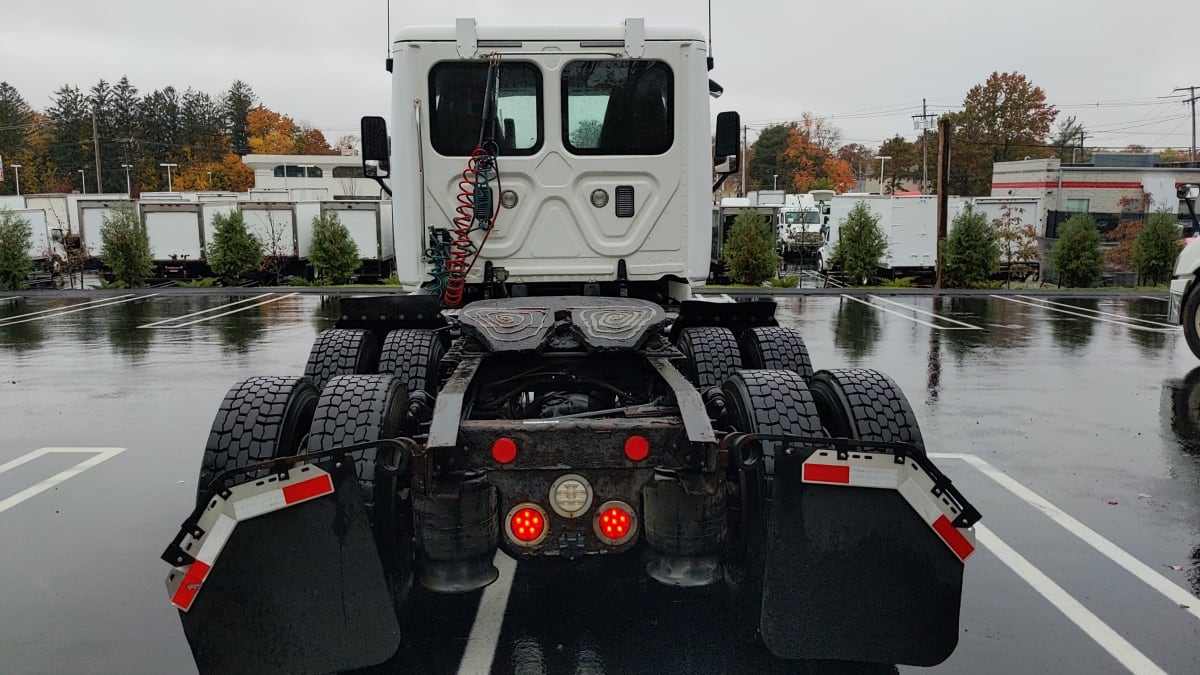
[1167,184,1200,354]
[161,18,980,674]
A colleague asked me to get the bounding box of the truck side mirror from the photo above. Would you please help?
[1179,184,1200,201]
[714,111,740,174]
[360,116,390,178]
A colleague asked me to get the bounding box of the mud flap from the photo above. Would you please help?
[760,446,977,666]
[162,461,401,675]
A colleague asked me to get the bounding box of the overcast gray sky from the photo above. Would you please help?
[4,0,1198,150]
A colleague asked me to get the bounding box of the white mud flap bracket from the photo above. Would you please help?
[161,460,401,675]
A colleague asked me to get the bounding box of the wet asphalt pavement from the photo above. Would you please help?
[2,291,1200,674]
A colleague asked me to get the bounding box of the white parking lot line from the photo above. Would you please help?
[991,295,1175,333]
[975,524,1168,675]
[457,551,517,675]
[1015,295,1177,328]
[842,295,977,330]
[931,452,1200,622]
[0,294,157,328]
[866,295,983,330]
[0,295,133,322]
[1140,295,1168,302]
[0,296,22,302]
[138,293,277,328]
[143,293,299,328]
[0,447,126,515]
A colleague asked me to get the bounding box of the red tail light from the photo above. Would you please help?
[624,435,649,461]
[505,503,547,545]
[492,437,518,464]
[593,501,637,545]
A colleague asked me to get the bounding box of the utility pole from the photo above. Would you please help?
[877,156,891,194]
[1071,129,1089,164]
[912,98,937,193]
[935,117,950,289]
[1175,86,1199,164]
[92,111,103,193]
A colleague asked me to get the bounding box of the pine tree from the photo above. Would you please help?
[1132,211,1182,285]
[722,209,778,285]
[1050,214,1103,287]
[833,201,888,284]
[309,210,361,284]
[943,204,1000,287]
[224,81,256,156]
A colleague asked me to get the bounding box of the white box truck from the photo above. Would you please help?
[321,200,395,278]
[818,194,967,281]
[142,202,207,276]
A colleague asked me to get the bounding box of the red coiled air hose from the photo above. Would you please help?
[443,147,491,307]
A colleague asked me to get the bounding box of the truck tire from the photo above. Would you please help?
[303,328,381,393]
[307,374,409,512]
[379,328,445,396]
[722,369,822,643]
[308,373,413,607]
[676,326,742,390]
[197,375,319,508]
[738,326,814,382]
[808,368,925,456]
[1183,287,1200,359]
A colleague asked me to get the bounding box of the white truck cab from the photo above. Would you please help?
[359,18,739,304]
[1167,184,1200,355]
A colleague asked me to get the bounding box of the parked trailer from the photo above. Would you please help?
[818,194,968,280]
[320,200,396,278]
[142,202,208,277]
[14,208,66,273]
[77,199,135,259]
[241,201,306,279]
[971,196,1046,272]
[710,197,779,283]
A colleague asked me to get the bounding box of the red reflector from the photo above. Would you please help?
[281,474,334,504]
[932,514,975,561]
[171,560,211,610]
[803,463,850,484]
[624,435,650,461]
[492,437,518,464]
[598,506,631,541]
[509,507,545,543]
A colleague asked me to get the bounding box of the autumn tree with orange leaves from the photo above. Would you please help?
[779,113,857,193]
[247,107,336,155]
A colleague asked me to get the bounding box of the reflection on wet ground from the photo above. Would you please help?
[2,292,1200,674]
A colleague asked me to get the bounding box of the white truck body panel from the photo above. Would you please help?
[322,201,390,261]
[380,202,395,263]
[242,202,299,258]
[77,199,135,252]
[200,202,239,252]
[293,202,321,259]
[143,203,205,261]
[0,196,24,211]
[819,195,967,271]
[389,24,711,290]
[14,209,53,260]
[971,196,1046,263]
[23,195,70,233]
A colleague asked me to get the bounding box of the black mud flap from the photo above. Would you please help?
[760,446,978,666]
[163,461,401,675]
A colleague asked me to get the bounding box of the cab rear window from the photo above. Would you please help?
[562,60,673,156]
[428,62,543,156]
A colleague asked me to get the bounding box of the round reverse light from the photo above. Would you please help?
[506,503,548,546]
[593,500,637,545]
[590,189,609,208]
[500,189,519,209]
[549,473,593,518]
[492,437,518,464]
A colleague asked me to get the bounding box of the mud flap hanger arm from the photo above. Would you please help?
[719,432,981,530]
[161,437,419,567]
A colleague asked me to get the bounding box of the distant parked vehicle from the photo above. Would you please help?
[1166,185,1200,357]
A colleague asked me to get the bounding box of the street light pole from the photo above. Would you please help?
[78,169,87,194]
[773,174,778,190]
[121,164,133,195]
[877,156,892,194]
[11,164,21,196]
[207,171,213,189]
[160,163,177,192]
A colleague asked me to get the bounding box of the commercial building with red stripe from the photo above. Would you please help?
[990,156,1200,238]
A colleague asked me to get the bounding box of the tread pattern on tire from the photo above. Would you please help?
[739,326,814,382]
[308,374,407,509]
[724,369,822,478]
[199,375,319,504]
[810,368,924,452]
[378,329,444,394]
[304,328,380,393]
[677,326,742,389]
